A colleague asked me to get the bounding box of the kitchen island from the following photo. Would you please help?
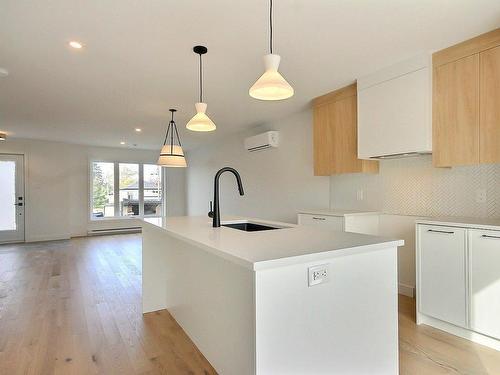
[142,216,403,375]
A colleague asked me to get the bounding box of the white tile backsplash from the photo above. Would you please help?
[330,155,500,218]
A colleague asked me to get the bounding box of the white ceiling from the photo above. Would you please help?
[1,1,499,151]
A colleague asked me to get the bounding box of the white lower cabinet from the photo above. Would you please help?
[418,225,467,328]
[469,229,500,340]
[297,212,379,235]
[297,214,344,231]
[417,222,500,350]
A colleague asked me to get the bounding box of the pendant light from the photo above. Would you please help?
[186,46,216,132]
[158,109,187,168]
[249,0,294,101]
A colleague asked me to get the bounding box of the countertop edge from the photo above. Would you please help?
[142,219,404,271]
[416,219,500,231]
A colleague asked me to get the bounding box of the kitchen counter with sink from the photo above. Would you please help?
[142,215,402,271]
[141,215,403,375]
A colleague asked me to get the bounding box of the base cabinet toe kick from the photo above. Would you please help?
[416,221,500,351]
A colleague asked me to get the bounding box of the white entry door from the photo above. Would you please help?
[0,154,25,243]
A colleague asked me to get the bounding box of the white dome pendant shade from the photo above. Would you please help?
[187,46,216,132]
[249,0,294,101]
[158,109,187,168]
[249,54,293,100]
[186,102,216,131]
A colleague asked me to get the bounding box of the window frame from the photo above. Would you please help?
[89,160,166,221]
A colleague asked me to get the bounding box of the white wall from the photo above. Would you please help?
[186,109,330,223]
[0,138,186,241]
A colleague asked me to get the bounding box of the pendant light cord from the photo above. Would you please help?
[269,0,273,54]
[199,53,203,103]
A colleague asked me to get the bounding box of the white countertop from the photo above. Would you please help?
[416,216,500,231]
[298,209,380,217]
[142,216,403,270]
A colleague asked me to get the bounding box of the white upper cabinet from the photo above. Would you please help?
[357,54,432,159]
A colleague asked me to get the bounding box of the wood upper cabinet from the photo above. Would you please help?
[433,54,480,167]
[480,45,500,164]
[313,84,378,176]
[432,28,500,167]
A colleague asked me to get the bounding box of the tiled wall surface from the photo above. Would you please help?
[330,155,500,218]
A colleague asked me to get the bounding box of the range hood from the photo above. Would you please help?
[357,54,433,160]
[368,152,430,160]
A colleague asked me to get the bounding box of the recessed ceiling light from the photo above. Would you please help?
[0,133,6,141]
[135,128,142,132]
[120,141,125,145]
[69,41,83,49]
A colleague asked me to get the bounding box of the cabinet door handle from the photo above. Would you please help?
[312,217,326,221]
[427,229,454,234]
[481,234,500,240]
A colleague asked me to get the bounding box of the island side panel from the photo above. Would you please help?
[143,224,256,375]
[142,223,170,313]
[254,247,399,375]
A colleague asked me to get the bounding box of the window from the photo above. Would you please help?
[119,163,139,216]
[92,162,115,218]
[91,161,164,220]
[143,164,163,216]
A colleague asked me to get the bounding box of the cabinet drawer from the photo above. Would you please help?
[297,214,344,231]
[469,229,500,339]
[418,225,467,327]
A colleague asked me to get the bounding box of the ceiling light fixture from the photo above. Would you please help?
[158,109,187,168]
[186,46,216,132]
[249,0,294,100]
[69,41,83,49]
[135,128,142,132]
[120,141,125,145]
[0,133,6,141]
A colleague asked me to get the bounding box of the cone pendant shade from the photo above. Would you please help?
[249,54,294,101]
[158,144,187,168]
[186,102,216,132]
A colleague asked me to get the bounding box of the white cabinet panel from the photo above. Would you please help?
[469,229,500,339]
[297,214,344,231]
[357,55,432,159]
[418,225,467,327]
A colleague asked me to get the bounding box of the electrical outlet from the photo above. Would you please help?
[356,189,364,201]
[475,189,487,204]
[308,264,330,287]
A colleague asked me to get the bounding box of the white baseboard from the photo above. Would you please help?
[417,313,500,352]
[26,233,71,242]
[398,283,415,297]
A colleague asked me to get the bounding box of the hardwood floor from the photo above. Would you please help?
[1,234,499,374]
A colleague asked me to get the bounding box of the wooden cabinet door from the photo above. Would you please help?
[330,95,363,174]
[433,54,480,167]
[480,45,500,164]
[313,103,333,176]
[418,225,467,328]
[469,229,500,339]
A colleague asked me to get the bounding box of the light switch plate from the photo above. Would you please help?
[308,264,330,287]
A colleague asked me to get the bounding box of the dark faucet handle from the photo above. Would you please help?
[208,201,214,218]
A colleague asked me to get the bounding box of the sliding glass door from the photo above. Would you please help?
[0,154,25,243]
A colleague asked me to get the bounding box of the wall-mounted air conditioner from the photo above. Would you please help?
[244,131,279,152]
